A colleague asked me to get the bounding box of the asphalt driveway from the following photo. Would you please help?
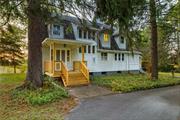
[65,86,180,120]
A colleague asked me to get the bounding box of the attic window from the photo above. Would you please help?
[104,33,109,42]
[88,31,91,39]
[121,36,124,43]
[84,30,87,39]
[79,29,82,38]
[92,31,95,40]
[53,25,60,35]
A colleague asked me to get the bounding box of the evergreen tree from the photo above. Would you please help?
[0,24,25,73]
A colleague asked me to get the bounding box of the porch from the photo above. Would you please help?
[42,38,92,87]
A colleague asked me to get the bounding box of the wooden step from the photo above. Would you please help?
[60,71,89,87]
[67,72,89,86]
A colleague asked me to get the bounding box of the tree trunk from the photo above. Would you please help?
[26,0,47,88]
[150,0,158,80]
[14,65,16,74]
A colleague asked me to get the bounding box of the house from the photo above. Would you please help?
[42,15,142,87]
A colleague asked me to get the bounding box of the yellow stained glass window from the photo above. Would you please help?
[104,33,109,42]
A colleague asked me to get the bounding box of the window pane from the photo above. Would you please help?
[101,53,108,61]
[67,50,70,62]
[115,53,117,61]
[56,50,60,61]
[53,25,60,35]
[88,45,91,53]
[121,36,124,43]
[79,29,82,38]
[118,53,121,61]
[122,53,124,61]
[92,31,95,40]
[88,31,91,39]
[85,46,87,53]
[61,50,65,62]
[104,33,108,42]
[101,53,103,60]
[51,49,53,60]
[79,47,82,53]
[84,31,87,39]
[92,46,95,53]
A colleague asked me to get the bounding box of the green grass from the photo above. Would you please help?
[0,73,75,120]
[92,72,180,92]
[0,73,26,84]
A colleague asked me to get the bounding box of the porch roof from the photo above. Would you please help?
[42,38,94,46]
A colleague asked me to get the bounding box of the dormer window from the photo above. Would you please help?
[53,25,60,35]
[84,30,87,39]
[88,31,91,39]
[79,29,82,38]
[104,33,109,42]
[92,31,95,40]
[121,36,124,44]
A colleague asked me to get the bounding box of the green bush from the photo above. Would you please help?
[11,79,69,105]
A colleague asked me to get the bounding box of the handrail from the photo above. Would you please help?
[61,61,69,85]
[80,61,89,82]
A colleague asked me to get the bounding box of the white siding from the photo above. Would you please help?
[75,50,141,72]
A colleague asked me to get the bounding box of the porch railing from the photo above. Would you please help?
[61,61,69,86]
[80,61,89,82]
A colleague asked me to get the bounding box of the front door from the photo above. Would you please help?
[55,49,72,71]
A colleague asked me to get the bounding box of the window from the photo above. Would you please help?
[104,33,109,42]
[92,31,95,40]
[122,53,124,61]
[67,50,70,62]
[92,46,95,53]
[56,50,60,61]
[84,46,86,53]
[53,25,60,35]
[101,53,108,61]
[84,30,87,39]
[79,47,82,53]
[88,31,91,39]
[118,53,121,61]
[121,36,124,43]
[115,53,117,61]
[51,49,53,60]
[79,29,82,38]
[88,45,91,53]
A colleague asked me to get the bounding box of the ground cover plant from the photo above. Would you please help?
[92,72,180,92]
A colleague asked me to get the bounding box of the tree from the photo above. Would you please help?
[149,0,158,80]
[0,0,94,88]
[0,24,25,73]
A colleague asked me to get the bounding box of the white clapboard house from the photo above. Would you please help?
[42,15,142,86]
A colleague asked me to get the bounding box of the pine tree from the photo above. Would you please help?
[0,24,25,73]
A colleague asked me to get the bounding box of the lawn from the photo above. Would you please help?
[0,73,76,120]
[92,72,180,92]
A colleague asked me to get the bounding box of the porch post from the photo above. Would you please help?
[50,44,52,73]
[53,42,55,75]
[82,46,85,63]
